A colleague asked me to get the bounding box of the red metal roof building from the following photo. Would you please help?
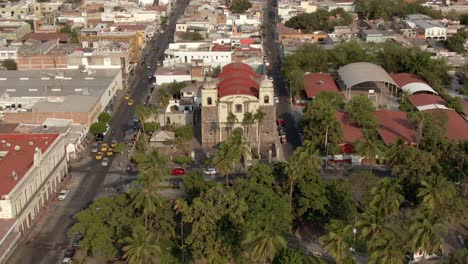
[425,109,468,141]
[407,94,447,108]
[304,73,340,98]
[335,112,363,153]
[217,62,260,98]
[373,110,417,145]
[0,134,59,197]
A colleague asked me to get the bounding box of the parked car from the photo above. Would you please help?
[58,189,69,200]
[101,157,109,167]
[64,248,75,258]
[280,136,288,144]
[171,168,185,175]
[95,152,104,160]
[127,99,135,106]
[100,143,109,152]
[124,94,130,100]
[72,234,82,249]
[204,168,216,175]
[274,96,279,103]
[95,134,104,142]
[91,143,99,153]
[276,118,285,126]
[62,257,72,264]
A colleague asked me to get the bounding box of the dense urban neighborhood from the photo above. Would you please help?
[0,0,467,263]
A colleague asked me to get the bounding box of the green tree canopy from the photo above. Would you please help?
[300,92,344,155]
[230,0,252,13]
[90,121,107,135]
[143,122,159,134]
[1,59,17,70]
[98,112,111,123]
[446,29,467,54]
[180,172,215,204]
[179,32,204,41]
[345,95,378,135]
[285,8,352,33]
[123,225,161,264]
[183,185,248,259]
[69,195,138,259]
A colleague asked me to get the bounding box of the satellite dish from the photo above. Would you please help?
[14,145,21,151]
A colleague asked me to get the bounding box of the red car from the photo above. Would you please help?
[277,118,285,126]
[171,168,185,175]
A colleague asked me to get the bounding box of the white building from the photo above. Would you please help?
[0,46,17,61]
[406,14,447,40]
[163,42,232,67]
[154,66,192,85]
[0,133,68,264]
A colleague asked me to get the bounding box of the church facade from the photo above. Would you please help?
[200,62,276,151]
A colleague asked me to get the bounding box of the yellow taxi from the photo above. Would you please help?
[100,143,109,152]
[128,99,135,106]
[124,94,130,100]
[95,152,104,160]
[106,148,114,156]
[111,140,117,148]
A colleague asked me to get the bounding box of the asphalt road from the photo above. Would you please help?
[262,1,301,159]
[6,1,190,263]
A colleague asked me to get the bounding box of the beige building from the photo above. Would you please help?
[201,62,276,150]
[0,21,31,42]
[0,133,67,264]
[0,1,30,19]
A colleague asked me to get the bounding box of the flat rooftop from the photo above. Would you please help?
[0,69,121,98]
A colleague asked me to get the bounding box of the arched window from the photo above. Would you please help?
[235,104,242,113]
[264,96,269,104]
[207,97,212,105]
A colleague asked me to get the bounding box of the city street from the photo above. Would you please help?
[6,0,190,263]
[263,0,301,159]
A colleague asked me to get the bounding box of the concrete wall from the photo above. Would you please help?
[17,55,69,70]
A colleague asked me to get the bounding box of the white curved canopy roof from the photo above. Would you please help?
[338,62,396,88]
[401,83,438,95]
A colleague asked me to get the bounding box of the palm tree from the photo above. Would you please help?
[227,127,251,167]
[214,128,250,186]
[369,178,404,218]
[242,112,254,143]
[130,174,161,228]
[384,138,406,165]
[135,105,152,152]
[319,219,352,264]
[157,89,170,126]
[253,109,266,157]
[242,230,287,263]
[356,210,384,241]
[418,174,456,213]
[368,229,406,264]
[174,199,187,245]
[285,141,322,209]
[226,112,238,135]
[408,210,448,257]
[123,225,160,264]
[413,111,426,148]
[355,136,384,174]
[133,149,168,180]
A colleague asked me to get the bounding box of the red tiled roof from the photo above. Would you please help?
[277,23,298,35]
[425,109,468,141]
[212,44,232,51]
[390,73,427,87]
[304,73,339,98]
[373,110,417,145]
[335,112,363,143]
[218,62,259,98]
[117,24,147,31]
[407,94,447,108]
[0,134,59,196]
[240,38,255,44]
